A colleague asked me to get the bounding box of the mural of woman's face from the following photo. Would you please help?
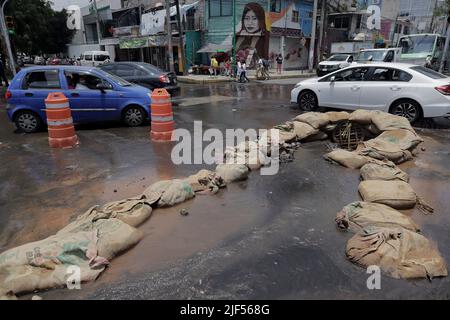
[243,10,260,33]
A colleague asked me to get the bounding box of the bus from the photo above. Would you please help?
[397,33,449,71]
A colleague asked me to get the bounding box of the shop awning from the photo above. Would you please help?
[197,42,233,53]
[119,37,148,49]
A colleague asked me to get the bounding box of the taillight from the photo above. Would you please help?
[159,75,170,84]
[5,90,11,100]
[435,85,450,95]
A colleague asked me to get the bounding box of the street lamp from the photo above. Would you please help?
[0,0,16,76]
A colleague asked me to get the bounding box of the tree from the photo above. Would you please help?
[4,0,75,55]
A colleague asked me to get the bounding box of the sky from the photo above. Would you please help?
[51,0,90,11]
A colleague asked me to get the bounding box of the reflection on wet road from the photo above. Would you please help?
[0,81,449,299]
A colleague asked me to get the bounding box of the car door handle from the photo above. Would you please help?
[71,93,80,97]
[25,92,33,97]
[390,86,402,91]
[351,86,360,91]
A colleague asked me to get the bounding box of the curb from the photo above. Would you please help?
[178,72,316,84]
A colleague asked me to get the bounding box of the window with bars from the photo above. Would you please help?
[209,0,232,17]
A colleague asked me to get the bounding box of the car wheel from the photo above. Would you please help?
[390,99,422,124]
[14,111,42,133]
[298,90,318,112]
[123,106,146,127]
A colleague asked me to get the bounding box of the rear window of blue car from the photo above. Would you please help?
[22,70,61,89]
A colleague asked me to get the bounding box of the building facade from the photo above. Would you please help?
[203,0,314,70]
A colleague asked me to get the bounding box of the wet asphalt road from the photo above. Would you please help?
[0,79,449,300]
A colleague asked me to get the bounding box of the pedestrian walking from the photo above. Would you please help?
[276,54,283,74]
[238,59,250,83]
[210,56,219,77]
[0,54,9,87]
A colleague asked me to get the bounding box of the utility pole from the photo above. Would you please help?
[174,0,186,75]
[232,0,236,73]
[439,18,450,74]
[308,0,318,72]
[165,0,174,72]
[317,0,326,64]
[91,0,103,47]
[0,0,16,76]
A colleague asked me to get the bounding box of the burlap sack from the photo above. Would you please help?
[98,197,155,227]
[375,129,423,151]
[293,121,319,140]
[326,111,350,123]
[324,149,372,169]
[143,179,195,208]
[358,180,433,213]
[360,162,409,182]
[371,112,414,132]
[303,131,329,142]
[349,110,376,124]
[216,164,249,183]
[357,138,414,164]
[346,227,448,279]
[184,169,226,194]
[294,112,330,129]
[336,201,419,233]
[0,230,108,297]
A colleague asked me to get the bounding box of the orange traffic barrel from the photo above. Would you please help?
[45,92,79,149]
[151,88,174,142]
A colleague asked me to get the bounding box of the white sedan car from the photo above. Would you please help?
[291,62,450,123]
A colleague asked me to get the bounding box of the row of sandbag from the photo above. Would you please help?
[319,111,447,279]
[0,170,230,299]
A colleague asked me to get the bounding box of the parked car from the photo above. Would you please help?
[98,62,180,95]
[291,63,450,123]
[34,56,45,65]
[317,54,354,77]
[5,66,152,133]
[353,48,401,64]
[80,51,111,67]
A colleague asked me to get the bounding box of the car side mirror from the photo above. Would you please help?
[330,76,336,83]
[96,83,109,93]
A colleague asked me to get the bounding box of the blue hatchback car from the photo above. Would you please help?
[5,66,152,133]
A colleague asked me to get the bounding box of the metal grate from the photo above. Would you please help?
[332,121,365,151]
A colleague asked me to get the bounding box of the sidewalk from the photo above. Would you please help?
[178,69,316,84]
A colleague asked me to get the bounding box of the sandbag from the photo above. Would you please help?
[293,121,319,140]
[349,110,376,124]
[360,162,409,182]
[94,218,142,260]
[358,180,433,214]
[324,149,372,169]
[225,149,268,171]
[0,230,108,297]
[346,227,448,279]
[143,179,195,208]
[326,111,350,123]
[279,130,297,143]
[216,164,249,183]
[185,169,226,194]
[357,138,414,164]
[258,129,280,156]
[371,112,414,132]
[375,129,423,151]
[294,112,330,129]
[303,131,328,142]
[335,201,419,233]
[98,197,155,227]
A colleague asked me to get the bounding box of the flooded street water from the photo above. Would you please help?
[0,81,449,299]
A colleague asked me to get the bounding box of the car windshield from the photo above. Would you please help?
[95,69,132,86]
[410,66,448,79]
[399,35,436,54]
[355,50,386,62]
[328,55,348,62]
